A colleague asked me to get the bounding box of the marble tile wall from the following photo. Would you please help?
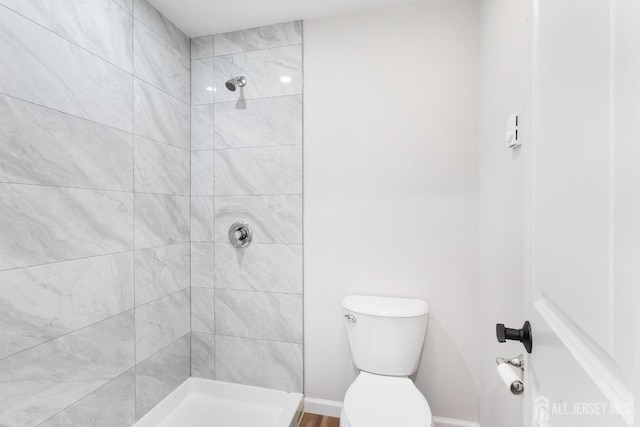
[189,21,304,393]
[0,0,190,425]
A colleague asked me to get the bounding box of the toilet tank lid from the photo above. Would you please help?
[342,295,428,318]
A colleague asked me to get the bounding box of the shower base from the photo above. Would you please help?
[133,377,304,427]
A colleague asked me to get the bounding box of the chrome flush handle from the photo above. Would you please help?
[344,314,357,323]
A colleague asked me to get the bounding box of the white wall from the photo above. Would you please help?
[303,0,480,421]
[477,0,526,426]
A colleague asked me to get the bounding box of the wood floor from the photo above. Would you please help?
[299,413,341,427]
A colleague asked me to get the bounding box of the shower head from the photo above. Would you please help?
[225,76,247,91]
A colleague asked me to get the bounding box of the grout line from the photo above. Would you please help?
[0,181,192,198]
[134,282,191,309]
[0,3,134,75]
[0,243,191,275]
[192,143,302,153]
[133,76,190,107]
[210,242,303,246]
[191,42,303,62]
[0,91,189,152]
[212,42,303,59]
[0,91,133,134]
[0,309,135,363]
[135,191,191,198]
[189,90,194,377]
[209,332,303,346]
[213,193,303,197]
[136,332,191,366]
[193,92,303,107]
[132,24,190,105]
[132,11,190,62]
[132,28,138,409]
[135,133,192,153]
[300,19,306,392]
[194,286,302,296]
[110,0,132,15]
[210,91,216,379]
[199,241,303,245]
[0,250,130,274]
[0,93,189,156]
[135,242,191,251]
[34,367,135,426]
[213,193,302,198]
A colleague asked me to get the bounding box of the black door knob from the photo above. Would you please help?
[496,321,532,354]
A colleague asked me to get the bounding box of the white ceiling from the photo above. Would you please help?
[148,0,423,38]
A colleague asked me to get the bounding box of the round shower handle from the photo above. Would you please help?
[228,221,253,248]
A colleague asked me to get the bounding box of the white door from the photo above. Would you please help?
[524,0,640,426]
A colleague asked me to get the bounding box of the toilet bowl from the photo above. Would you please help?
[340,295,433,427]
[340,372,433,427]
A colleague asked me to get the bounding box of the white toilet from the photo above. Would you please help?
[340,295,433,427]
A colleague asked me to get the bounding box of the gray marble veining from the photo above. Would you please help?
[191,35,214,60]
[0,311,134,426]
[135,288,190,362]
[0,1,230,423]
[135,334,189,420]
[191,58,214,105]
[134,136,190,196]
[192,243,215,288]
[191,104,215,151]
[133,0,190,58]
[215,96,302,149]
[38,368,135,427]
[192,288,216,334]
[134,193,190,249]
[215,290,302,343]
[134,78,190,150]
[191,333,215,380]
[135,243,190,306]
[214,22,302,56]
[191,197,215,242]
[213,45,302,103]
[134,21,190,103]
[214,195,302,244]
[0,95,133,191]
[0,6,133,132]
[192,151,215,196]
[215,146,302,195]
[215,244,302,293]
[0,252,133,359]
[0,184,133,271]
[0,0,133,71]
[192,22,305,392]
[215,335,302,392]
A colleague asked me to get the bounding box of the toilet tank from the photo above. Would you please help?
[342,295,429,376]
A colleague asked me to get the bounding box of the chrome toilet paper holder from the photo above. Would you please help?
[496,354,525,395]
[495,354,524,371]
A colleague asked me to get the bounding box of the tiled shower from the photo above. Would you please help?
[189,22,303,392]
[0,0,302,425]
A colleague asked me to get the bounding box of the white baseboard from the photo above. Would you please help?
[303,397,343,418]
[302,399,480,427]
[432,416,481,427]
